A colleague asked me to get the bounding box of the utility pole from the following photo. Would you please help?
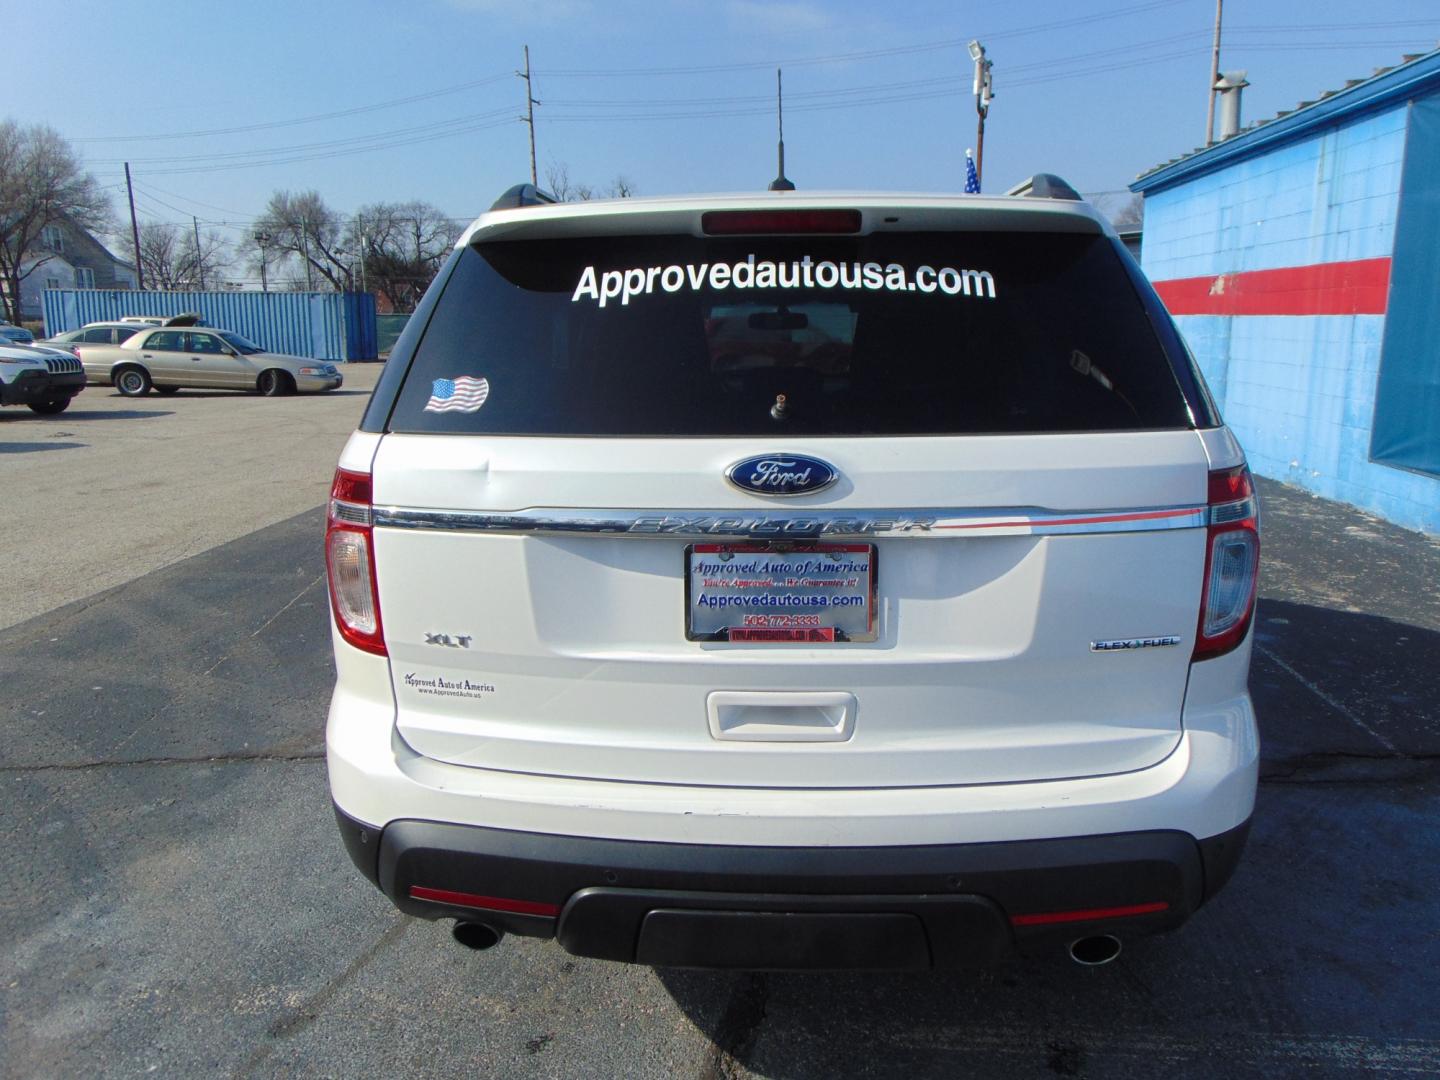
[254,231,270,293]
[519,45,539,186]
[968,41,994,187]
[1205,0,1224,146]
[192,216,205,290]
[124,162,145,290]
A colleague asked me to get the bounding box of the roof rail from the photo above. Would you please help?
[490,183,559,211]
[1005,173,1084,201]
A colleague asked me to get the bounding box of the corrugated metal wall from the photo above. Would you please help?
[1140,103,1440,535]
[40,290,377,361]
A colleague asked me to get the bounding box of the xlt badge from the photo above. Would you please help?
[425,632,473,649]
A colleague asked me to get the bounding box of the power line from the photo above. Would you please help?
[539,31,1211,111]
[73,73,513,143]
[132,181,255,218]
[88,106,517,166]
[532,0,1193,76]
[534,49,1211,124]
[76,16,1437,179]
[133,115,518,176]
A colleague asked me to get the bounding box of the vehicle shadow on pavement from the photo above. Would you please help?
[1250,597,1440,762]
[11,409,175,421]
[0,441,87,453]
[108,390,371,399]
[651,598,1440,1078]
[654,768,1440,1077]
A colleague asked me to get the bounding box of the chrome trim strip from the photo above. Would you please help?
[371,504,1209,540]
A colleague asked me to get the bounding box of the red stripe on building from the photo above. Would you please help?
[1151,256,1391,316]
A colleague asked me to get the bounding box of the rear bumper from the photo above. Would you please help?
[336,805,1250,969]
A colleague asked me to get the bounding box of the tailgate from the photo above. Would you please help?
[371,431,1208,789]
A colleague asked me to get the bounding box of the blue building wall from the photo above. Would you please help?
[41,289,378,362]
[1142,107,1407,280]
[1139,100,1440,534]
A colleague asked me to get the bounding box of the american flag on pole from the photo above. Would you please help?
[965,150,981,194]
[424,375,490,413]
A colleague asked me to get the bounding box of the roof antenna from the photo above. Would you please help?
[769,68,795,191]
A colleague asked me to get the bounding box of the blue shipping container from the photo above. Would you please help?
[41,289,378,362]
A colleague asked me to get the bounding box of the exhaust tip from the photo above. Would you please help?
[1068,934,1122,966]
[452,922,504,951]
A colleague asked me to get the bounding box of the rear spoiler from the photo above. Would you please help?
[491,184,558,211]
[1006,174,1083,202]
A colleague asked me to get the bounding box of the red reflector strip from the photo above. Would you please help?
[701,209,862,235]
[409,886,560,917]
[1010,901,1169,927]
[934,507,1197,531]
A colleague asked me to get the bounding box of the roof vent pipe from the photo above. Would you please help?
[1216,71,1249,140]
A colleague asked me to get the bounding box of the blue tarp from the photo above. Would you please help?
[1372,96,1440,479]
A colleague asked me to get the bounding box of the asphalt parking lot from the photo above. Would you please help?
[0,365,382,632]
[3,380,1439,1078]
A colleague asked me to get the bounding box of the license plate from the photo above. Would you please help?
[685,543,877,643]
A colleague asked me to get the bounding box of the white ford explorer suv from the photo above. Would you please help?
[326,179,1259,970]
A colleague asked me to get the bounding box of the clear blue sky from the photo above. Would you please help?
[12,0,1440,243]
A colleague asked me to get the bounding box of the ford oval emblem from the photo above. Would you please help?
[725,453,839,497]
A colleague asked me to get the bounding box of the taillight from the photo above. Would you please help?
[326,467,386,655]
[1193,465,1259,661]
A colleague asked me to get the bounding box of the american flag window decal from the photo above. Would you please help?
[424,376,491,413]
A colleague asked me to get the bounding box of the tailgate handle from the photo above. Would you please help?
[706,691,856,743]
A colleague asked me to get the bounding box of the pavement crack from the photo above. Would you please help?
[250,573,325,639]
[203,573,324,676]
[0,750,324,774]
[235,918,411,1077]
[698,973,769,1080]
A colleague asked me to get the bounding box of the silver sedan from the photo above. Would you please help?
[76,327,343,396]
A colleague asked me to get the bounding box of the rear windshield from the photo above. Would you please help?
[389,231,1194,437]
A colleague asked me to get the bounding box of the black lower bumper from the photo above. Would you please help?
[0,369,85,405]
[335,806,1249,970]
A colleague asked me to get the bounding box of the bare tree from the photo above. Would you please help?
[1111,193,1144,229]
[544,161,594,202]
[0,121,110,323]
[345,202,462,311]
[1087,191,1144,231]
[544,163,638,203]
[186,225,230,288]
[121,221,229,291]
[252,190,351,291]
